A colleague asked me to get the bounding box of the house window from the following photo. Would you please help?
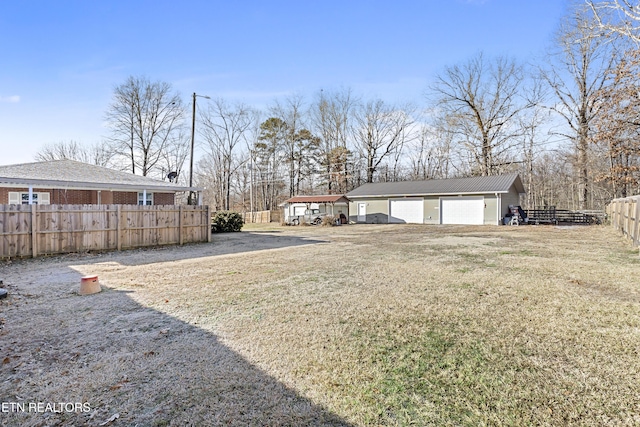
[8,192,50,205]
[138,192,153,205]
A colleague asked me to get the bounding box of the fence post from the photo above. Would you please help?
[624,200,627,235]
[611,201,616,228]
[618,200,622,228]
[31,204,38,258]
[116,205,122,251]
[634,197,640,246]
[207,205,211,243]
[179,205,184,246]
[627,200,633,237]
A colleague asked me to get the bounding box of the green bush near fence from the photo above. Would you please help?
[211,211,244,233]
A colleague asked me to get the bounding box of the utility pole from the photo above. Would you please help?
[188,92,210,204]
[249,152,254,222]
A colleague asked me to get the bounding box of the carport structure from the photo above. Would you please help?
[282,195,350,224]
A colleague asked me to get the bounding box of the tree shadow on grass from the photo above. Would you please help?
[0,264,353,426]
[136,231,328,266]
[23,231,330,268]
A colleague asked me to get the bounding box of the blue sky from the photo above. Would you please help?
[0,0,569,165]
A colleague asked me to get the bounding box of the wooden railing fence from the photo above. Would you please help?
[0,204,211,259]
[608,195,640,247]
[525,207,605,225]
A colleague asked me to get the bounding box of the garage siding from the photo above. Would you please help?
[502,187,521,212]
[349,199,390,223]
[484,195,498,225]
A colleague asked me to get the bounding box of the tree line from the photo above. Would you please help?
[36,1,640,211]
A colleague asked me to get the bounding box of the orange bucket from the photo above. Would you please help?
[79,275,101,295]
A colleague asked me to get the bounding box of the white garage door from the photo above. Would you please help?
[441,197,485,225]
[389,198,424,224]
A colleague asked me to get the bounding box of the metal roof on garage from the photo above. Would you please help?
[284,195,350,204]
[346,174,525,198]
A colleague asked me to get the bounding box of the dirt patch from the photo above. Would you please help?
[1,224,639,426]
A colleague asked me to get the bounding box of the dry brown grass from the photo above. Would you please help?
[1,223,639,426]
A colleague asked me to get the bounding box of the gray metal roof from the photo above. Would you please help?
[346,173,525,198]
[284,195,350,204]
[0,160,199,192]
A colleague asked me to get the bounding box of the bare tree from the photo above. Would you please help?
[586,0,640,43]
[234,155,253,212]
[516,78,551,208]
[269,94,321,197]
[430,53,531,177]
[159,127,190,184]
[354,99,416,183]
[200,98,255,210]
[196,155,224,210]
[518,113,548,208]
[310,88,357,193]
[105,76,185,177]
[407,122,453,180]
[35,140,114,166]
[531,149,577,208]
[540,6,620,209]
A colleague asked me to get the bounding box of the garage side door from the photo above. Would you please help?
[441,197,484,225]
[389,198,424,224]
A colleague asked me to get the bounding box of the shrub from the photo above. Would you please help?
[321,215,337,227]
[211,211,244,233]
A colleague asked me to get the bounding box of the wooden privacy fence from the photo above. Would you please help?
[0,204,211,259]
[608,195,640,247]
[241,210,281,224]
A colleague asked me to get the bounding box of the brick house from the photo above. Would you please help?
[0,160,200,205]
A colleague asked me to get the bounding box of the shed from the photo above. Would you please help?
[282,195,350,223]
[346,174,525,225]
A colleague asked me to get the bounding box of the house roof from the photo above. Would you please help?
[284,195,350,204]
[0,160,199,192]
[346,174,525,198]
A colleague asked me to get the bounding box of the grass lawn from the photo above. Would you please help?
[1,223,639,426]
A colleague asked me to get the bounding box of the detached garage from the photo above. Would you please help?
[346,174,525,225]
